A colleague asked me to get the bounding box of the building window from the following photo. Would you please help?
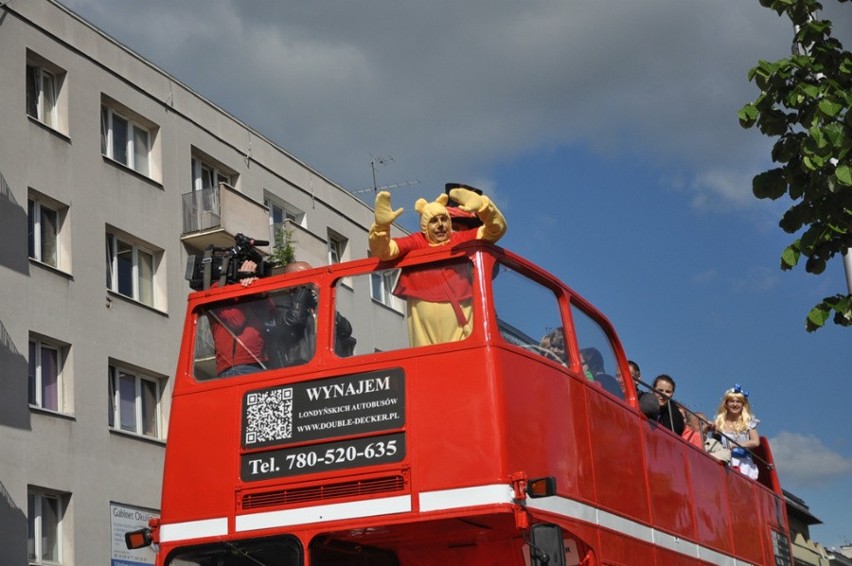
[28,489,65,564]
[100,104,151,176]
[28,194,68,269]
[108,365,161,438]
[106,232,159,307]
[370,268,403,310]
[327,232,347,266]
[28,337,66,412]
[26,52,65,131]
[26,65,56,128]
[192,157,232,192]
[265,197,305,229]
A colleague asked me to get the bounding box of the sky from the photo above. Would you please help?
[58,0,852,548]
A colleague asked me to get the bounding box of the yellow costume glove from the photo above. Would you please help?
[449,188,487,214]
[374,191,404,227]
[449,188,507,243]
[369,191,403,260]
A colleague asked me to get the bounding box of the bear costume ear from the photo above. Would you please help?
[414,198,428,214]
[435,194,449,206]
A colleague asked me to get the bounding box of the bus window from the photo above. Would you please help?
[491,262,567,365]
[571,305,624,399]
[193,284,319,380]
[335,257,475,354]
[165,536,301,565]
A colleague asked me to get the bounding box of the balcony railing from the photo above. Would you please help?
[181,183,269,253]
[182,186,221,233]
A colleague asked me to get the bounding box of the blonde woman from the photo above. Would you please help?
[712,385,760,479]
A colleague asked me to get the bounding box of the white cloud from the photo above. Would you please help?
[731,266,780,293]
[770,431,852,487]
[690,169,759,210]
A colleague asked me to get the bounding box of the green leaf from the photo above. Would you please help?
[781,243,801,269]
[822,123,845,148]
[803,154,824,170]
[836,165,852,186]
[805,255,827,274]
[799,83,820,99]
[818,98,843,117]
[806,303,830,332]
[807,126,828,149]
[753,169,787,199]
[738,103,759,128]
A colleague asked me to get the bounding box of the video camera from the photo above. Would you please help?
[185,233,273,290]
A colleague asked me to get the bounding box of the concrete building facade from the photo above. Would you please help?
[0,1,393,563]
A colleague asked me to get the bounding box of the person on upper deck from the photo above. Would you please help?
[368,187,507,346]
[709,385,760,479]
[267,261,356,366]
[679,405,704,448]
[648,374,685,435]
[540,327,568,364]
[627,359,661,418]
[580,347,623,398]
[209,260,271,377]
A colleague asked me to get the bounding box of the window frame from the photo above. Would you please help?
[105,231,159,308]
[28,337,66,413]
[25,50,67,135]
[28,488,64,565]
[108,364,162,439]
[192,157,232,193]
[265,196,306,229]
[100,105,152,176]
[28,195,65,269]
[369,268,405,312]
[327,231,347,266]
[26,63,57,128]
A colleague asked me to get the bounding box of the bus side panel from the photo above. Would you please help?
[726,472,766,563]
[597,526,657,566]
[499,352,597,503]
[587,388,651,523]
[684,447,734,554]
[162,390,238,522]
[642,425,695,538]
[409,351,505,495]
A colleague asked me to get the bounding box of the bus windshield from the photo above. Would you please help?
[165,536,301,565]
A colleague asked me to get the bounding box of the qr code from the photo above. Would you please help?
[244,387,293,446]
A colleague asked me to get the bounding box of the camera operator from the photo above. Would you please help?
[267,261,356,367]
[209,260,272,377]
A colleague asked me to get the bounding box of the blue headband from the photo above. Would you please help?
[730,383,749,399]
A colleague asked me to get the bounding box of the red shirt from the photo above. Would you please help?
[391,231,478,325]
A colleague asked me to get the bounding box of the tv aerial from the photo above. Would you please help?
[352,155,420,195]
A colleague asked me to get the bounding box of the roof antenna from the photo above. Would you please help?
[352,154,420,195]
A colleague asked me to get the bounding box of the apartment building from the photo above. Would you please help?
[0,1,398,563]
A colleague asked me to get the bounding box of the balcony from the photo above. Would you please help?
[181,183,270,253]
[280,220,330,268]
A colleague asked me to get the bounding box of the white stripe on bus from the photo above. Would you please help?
[419,484,515,512]
[159,516,228,542]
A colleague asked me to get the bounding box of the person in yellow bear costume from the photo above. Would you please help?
[369,186,507,346]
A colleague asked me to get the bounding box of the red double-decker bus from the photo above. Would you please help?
[129,241,793,565]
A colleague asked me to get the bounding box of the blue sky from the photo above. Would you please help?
[61,0,852,547]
